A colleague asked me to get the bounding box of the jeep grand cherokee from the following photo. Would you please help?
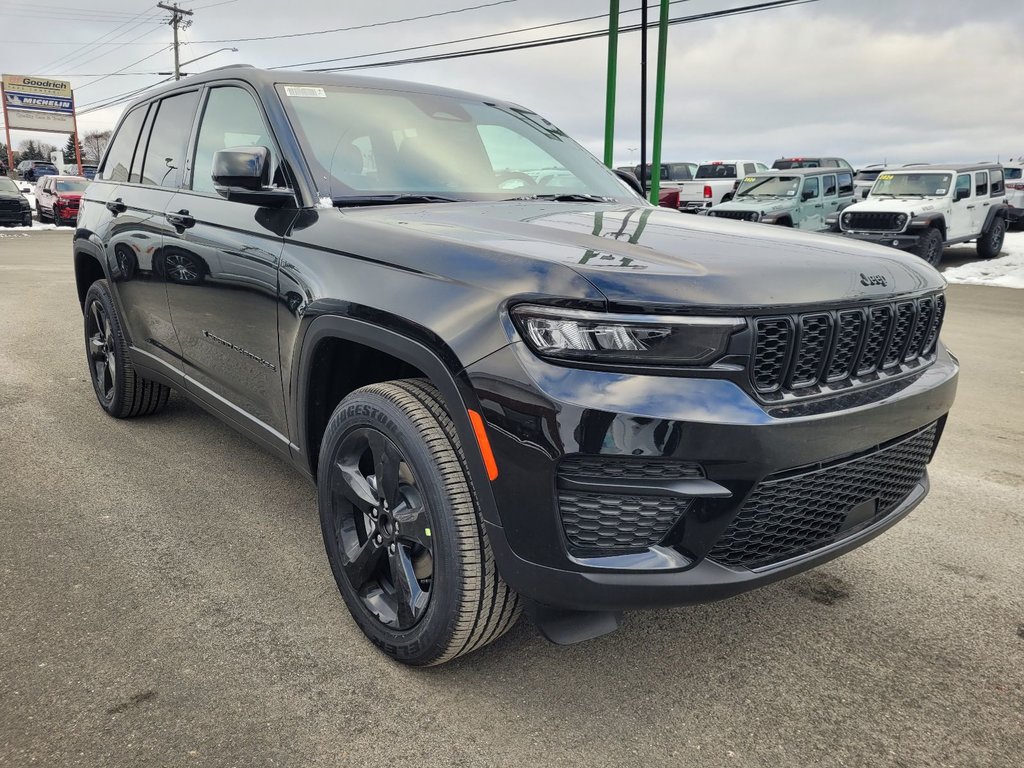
[73,67,958,665]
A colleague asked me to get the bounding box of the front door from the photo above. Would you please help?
[162,84,294,442]
[948,174,974,240]
[798,175,823,230]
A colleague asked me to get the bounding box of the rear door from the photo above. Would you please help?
[971,171,990,233]
[162,82,294,443]
[821,173,838,220]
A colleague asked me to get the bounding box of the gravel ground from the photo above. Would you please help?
[1,231,1022,768]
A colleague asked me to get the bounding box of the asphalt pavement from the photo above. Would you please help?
[1,230,1022,767]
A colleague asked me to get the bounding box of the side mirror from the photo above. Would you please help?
[212,146,294,207]
[613,168,645,197]
[801,189,816,201]
[954,188,970,202]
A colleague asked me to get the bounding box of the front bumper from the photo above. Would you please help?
[680,200,713,213]
[465,342,958,611]
[837,231,921,250]
[0,209,31,226]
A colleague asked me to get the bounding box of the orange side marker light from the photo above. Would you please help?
[467,409,499,481]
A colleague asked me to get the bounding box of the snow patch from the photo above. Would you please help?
[943,232,1024,289]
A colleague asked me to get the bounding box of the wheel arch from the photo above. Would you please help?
[293,314,502,526]
[982,203,1009,233]
[73,246,108,310]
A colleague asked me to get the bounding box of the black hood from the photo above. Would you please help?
[334,202,944,311]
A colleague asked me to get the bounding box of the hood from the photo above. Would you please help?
[56,192,82,202]
[335,202,944,310]
[850,197,947,215]
[713,197,794,215]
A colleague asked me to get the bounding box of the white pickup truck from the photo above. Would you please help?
[677,160,769,213]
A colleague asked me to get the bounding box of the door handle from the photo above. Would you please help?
[106,198,126,214]
[966,204,976,209]
[813,204,823,208]
[166,209,196,229]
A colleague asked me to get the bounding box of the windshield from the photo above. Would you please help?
[695,164,737,179]
[855,170,882,182]
[774,160,819,169]
[1005,167,1023,180]
[736,175,800,198]
[0,177,20,193]
[276,84,633,202]
[55,180,88,193]
[871,172,952,197]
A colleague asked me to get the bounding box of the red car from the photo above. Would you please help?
[35,175,88,226]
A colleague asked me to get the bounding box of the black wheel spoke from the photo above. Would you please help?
[333,459,377,512]
[342,537,385,589]
[389,545,425,626]
[369,431,401,509]
[393,497,430,549]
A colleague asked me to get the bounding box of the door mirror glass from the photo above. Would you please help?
[954,187,970,202]
[212,146,270,191]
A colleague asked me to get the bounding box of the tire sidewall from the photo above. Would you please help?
[317,390,467,664]
[83,281,129,415]
[981,218,1005,258]
[916,228,943,266]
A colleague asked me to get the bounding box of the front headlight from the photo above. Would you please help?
[895,213,908,229]
[511,305,743,366]
[748,211,761,222]
[707,211,717,217]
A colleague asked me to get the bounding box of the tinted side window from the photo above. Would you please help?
[838,172,853,195]
[974,171,988,197]
[823,174,837,196]
[743,163,756,175]
[989,169,1004,196]
[192,86,278,194]
[139,91,199,188]
[99,104,147,182]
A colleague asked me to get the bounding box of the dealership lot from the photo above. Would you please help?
[1,232,1021,767]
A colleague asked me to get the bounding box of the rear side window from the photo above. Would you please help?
[989,168,1004,196]
[139,91,199,188]
[823,174,837,196]
[99,105,148,182]
[974,171,988,197]
[824,159,838,168]
[192,86,278,194]
[696,164,737,179]
[1005,167,1023,180]
[742,163,756,175]
[838,172,854,195]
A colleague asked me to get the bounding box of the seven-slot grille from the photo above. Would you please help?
[707,423,937,569]
[842,211,906,232]
[751,294,945,397]
[712,210,753,221]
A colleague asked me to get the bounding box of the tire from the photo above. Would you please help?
[318,379,519,666]
[83,280,171,418]
[976,216,1005,259]
[35,202,45,221]
[912,227,944,267]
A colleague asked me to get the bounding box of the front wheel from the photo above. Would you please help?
[977,217,1005,259]
[912,228,944,267]
[318,379,519,665]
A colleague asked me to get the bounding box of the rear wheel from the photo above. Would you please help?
[318,379,519,665]
[83,280,171,418]
[912,227,944,267]
[977,216,1005,259]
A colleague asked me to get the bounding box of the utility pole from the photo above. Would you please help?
[157,2,194,81]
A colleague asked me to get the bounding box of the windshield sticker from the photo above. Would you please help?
[284,86,326,98]
[878,173,894,180]
[743,177,756,183]
[786,190,796,196]
[935,188,947,194]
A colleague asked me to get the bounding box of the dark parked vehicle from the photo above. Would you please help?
[0,175,33,227]
[81,164,98,180]
[16,160,59,181]
[74,67,958,665]
[772,156,853,171]
[35,175,87,226]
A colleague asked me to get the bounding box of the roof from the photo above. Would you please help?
[877,163,1002,174]
[122,65,516,113]
[746,167,847,177]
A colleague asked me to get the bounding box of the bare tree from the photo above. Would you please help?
[82,130,113,163]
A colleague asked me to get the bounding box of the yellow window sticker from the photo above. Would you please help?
[743,177,756,183]
[878,173,894,180]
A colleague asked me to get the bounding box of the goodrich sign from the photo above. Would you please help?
[2,74,76,132]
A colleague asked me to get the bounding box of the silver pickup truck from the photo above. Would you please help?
[677,160,769,213]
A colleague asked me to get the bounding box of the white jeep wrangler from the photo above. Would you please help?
[828,163,1010,266]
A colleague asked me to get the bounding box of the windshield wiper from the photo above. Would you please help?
[332,194,464,207]
[503,193,616,203]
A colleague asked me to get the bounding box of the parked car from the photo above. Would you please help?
[677,160,769,212]
[1003,162,1024,226]
[772,156,853,171]
[829,163,1011,265]
[35,175,88,226]
[0,175,33,227]
[853,163,930,200]
[631,161,697,190]
[75,66,957,665]
[707,167,855,231]
[16,160,59,181]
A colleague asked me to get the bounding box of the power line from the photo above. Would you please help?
[75,46,175,92]
[37,6,162,73]
[189,0,520,44]
[310,0,821,73]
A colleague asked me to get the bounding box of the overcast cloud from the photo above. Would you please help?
[1,0,1021,167]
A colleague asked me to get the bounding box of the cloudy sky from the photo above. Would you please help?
[2,0,1022,167]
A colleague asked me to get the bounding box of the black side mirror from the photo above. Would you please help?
[954,188,970,202]
[212,146,294,207]
[801,189,816,201]
[613,168,645,197]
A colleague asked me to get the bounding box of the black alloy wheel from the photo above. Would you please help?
[913,228,944,267]
[318,380,520,665]
[327,427,434,630]
[86,296,117,406]
[977,217,1005,259]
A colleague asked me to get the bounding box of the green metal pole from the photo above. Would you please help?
[649,0,670,203]
[603,0,619,168]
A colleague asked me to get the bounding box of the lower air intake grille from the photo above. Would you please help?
[708,424,936,569]
[559,492,692,551]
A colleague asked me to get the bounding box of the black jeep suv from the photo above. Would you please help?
[73,67,958,665]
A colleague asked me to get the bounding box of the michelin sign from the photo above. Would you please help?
[2,74,75,132]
